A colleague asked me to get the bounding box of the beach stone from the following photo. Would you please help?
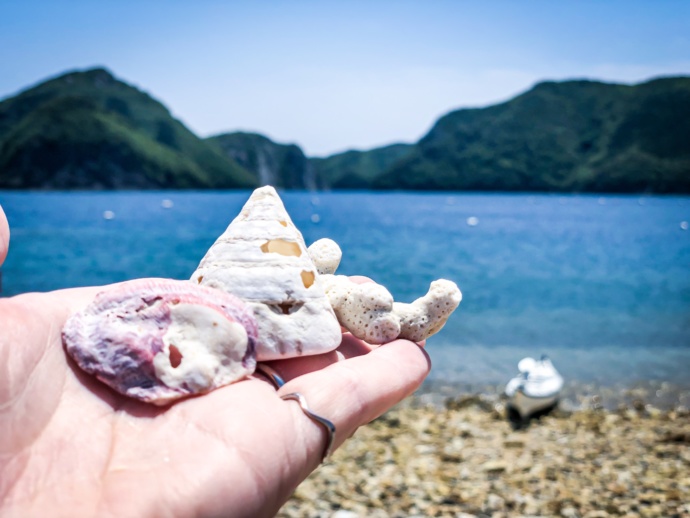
[481,460,508,473]
[503,437,525,448]
[560,506,580,517]
[484,493,506,512]
[278,394,690,518]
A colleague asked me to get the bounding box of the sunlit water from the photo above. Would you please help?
[1,191,689,391]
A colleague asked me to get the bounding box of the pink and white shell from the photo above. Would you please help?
[62,279,258,405]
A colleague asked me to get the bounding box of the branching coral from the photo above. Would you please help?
[308,240,461,344]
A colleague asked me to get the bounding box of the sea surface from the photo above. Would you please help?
[1,191,689,395]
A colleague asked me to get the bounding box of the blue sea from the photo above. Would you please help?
[1,191,689,395]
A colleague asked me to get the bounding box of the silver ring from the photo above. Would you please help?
[255,364,285,389]
[281,392,336,462]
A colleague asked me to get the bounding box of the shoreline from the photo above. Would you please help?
[416,378,690,412]
[279,388,690,518]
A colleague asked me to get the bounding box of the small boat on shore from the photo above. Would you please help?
[505,355,563,423]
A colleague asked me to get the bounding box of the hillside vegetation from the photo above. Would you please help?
[374,77,690,192]
[0,68,256,189]
[310,143,413,189]
[1,69,688,192]
[209,132,316,189]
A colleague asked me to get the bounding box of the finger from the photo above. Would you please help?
[0,204,9,266]
[45,278,171,316]
[50,285,112,314]
[257,332,379,388]
[136,341,428,518]
[262,350,339,379]
[338,333,378,358]
[276,338,430,460]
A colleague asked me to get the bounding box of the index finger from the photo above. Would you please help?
[276,339,431,464]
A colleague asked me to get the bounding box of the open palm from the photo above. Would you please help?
[0,282,430,517]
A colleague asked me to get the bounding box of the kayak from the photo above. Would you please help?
[505,355,564,421]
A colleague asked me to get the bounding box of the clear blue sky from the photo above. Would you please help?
[1,0,689,156]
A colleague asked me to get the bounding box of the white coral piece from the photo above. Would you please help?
[307,238,342,275]
[322,274,461,344]
[393,279,462,342]
[321,274,402,344]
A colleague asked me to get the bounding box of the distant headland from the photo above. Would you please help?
[0,68,688,192]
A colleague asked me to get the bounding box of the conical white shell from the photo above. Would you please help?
[191,186,342,360]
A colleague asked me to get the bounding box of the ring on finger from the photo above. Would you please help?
[281,392,336,463]
[255,363,285,389]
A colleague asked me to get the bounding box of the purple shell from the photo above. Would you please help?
[62,279,258,405]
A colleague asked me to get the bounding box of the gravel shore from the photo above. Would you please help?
[278,392,690,518]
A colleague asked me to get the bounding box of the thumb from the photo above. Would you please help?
[0,204,9,267]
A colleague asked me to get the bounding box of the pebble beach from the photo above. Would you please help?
[278,387,690,518]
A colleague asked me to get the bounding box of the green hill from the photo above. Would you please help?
[0,68,257,189]
[373,77,690,192]
[310,143,412,189]
[1,70,687,192]
[208,132,316,189]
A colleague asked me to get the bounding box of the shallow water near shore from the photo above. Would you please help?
[1,190,689,392]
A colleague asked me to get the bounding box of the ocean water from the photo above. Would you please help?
[1,191,689,389]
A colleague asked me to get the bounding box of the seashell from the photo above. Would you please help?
[62,279,258,405]
[191,186,342,360]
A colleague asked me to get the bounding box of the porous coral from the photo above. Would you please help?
[307,238,342,275]
[307,238,462,344]
[320,274,461,344]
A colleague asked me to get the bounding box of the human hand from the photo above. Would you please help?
[0,207,430,517]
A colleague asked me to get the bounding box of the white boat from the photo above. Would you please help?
[505,355,563,421]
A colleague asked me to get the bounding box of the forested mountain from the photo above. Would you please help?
[373,77,690,193]
[208,132,316,190]
[1,69,688,192]
[310,143,412,189]
[0,68,256,189]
